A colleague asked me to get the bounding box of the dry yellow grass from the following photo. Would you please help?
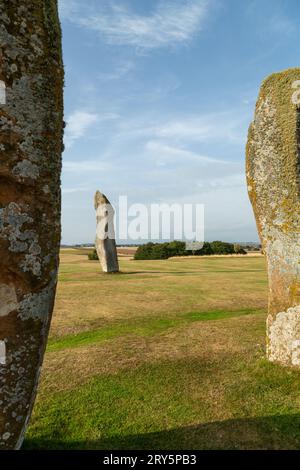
[26,250,300,450]
[50,249,268,337]
[42,313,264,395]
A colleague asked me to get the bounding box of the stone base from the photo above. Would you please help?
[267,306,300,366]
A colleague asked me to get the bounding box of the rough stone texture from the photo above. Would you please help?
[0,0,64,449]
[94,191,119,273]
[246,68,300,366]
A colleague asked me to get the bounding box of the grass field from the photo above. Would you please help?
[24,249,300,450]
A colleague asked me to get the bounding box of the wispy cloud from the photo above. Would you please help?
[207,173,245,188]
[155,113,247,144]
[61,0,209,50]
[64,111,120,149]
[98,61,135,81]
[63,160,111,173]
[117,109,250,146]
[268,14,295,36]
[145,141,228,166]
[64,111,99,149]
[246,1,296,38]
[59,0,80,18]
[62,187,91,194]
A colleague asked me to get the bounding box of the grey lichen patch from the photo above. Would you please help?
[30,33,44,56]
[264,227,300,277]
[18,274,56,322]
[0,335,41,449]
[267,306,300,366]
[0,203,42,276]
[5,74,49,168]
[0,284,18,317]
[20,255,41,277]
[12,160,39,179]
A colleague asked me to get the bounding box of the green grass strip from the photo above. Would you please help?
[47,308,264,352]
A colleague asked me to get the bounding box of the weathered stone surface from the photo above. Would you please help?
[246,68,300,366]
[94,191,119,273]
[0,0,64,448]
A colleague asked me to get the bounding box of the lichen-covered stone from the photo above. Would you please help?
[246,68,300,366]
[0,0,64,449]
[94,191,119,273]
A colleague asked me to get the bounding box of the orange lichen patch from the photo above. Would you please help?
[289,281,300,306]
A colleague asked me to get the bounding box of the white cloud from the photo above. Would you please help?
[62,187,91,194]
[98,61,135,81]
[145,141,228,165]
[117,109,250,146]
[144,143,243,193]
[59,0,80,18]
[64,111,120,149]
[155,113,247,144]
[207,173,245,188]
[63,160,110,173]
[64,111,99,149]
[61,0,209,50]
[157,119,213,140]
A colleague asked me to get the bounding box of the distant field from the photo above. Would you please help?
[117,247,138,256]
[24,249,300,450]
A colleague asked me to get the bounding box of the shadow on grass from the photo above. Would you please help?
[24,414,300,450]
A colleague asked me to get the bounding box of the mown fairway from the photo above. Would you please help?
[24,250,300,449]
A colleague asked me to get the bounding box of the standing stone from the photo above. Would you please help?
[94,191,119,273]
[0,0,64,449]
[246,68,300,366]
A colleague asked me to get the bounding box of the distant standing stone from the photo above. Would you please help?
[246,68,300,366]
[0,0,64,448]
[94,191,119,273]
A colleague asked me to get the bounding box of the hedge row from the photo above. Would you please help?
[134,241,246,260]
[88,241,247,261]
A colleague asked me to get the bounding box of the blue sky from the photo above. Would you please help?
[58,0,300,244]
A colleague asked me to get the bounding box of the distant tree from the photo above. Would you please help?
[88,249,99,260]
[151,243,169,259]
[195,242,213,256]
[133,240,242,260]
[234,244,247,255]
[134,240,187,260]
[210,241,235,255]
[134,242,155,260]
[166,240,187,257]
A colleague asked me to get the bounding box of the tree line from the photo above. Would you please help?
[134,241,246,260]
